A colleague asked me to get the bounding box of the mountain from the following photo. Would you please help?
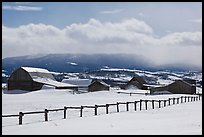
[2,53,201,75]
[2,53,153,74]
[2,54,202,86]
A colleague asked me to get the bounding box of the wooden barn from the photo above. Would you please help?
[7,67,78,91]
[88,80,110,92]
[150,80,196,94]
[125,76,147,90]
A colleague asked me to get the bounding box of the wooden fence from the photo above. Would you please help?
[2,94,202,125]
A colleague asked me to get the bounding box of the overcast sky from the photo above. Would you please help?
[2,2,202,69]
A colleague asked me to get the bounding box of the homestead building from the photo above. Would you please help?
[7,67,77,91]
[88,79,110,92]
[125,76,147,90]
[150,79,196,94]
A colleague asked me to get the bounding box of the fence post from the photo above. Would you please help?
[199,95,201,100]
[164,100,166,107]
[181,96,183,103]
[152,100,154,109]
[80,106,83,117]
[145,100,148,110]
[64,106,67,119]
[173,98,175,104]
[168,98,170,106]
[106,104,109,114]
[159,100,161,108]
[188,96,190,102]
[44,109,48,121]
[116,102,119,112]
[130,93,132,96]
[95,105,98,116]
[134,101,137,111]
[126,102,129,111]
[140,99,142,110]
[177,98,179,104]
[184,96,187,102]
[19,112,23,125]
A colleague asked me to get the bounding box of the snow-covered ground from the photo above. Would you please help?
[2,88,202,135]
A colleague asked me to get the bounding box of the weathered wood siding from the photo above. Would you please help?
[7,68,43,91]
[125,77,146,89]
[150,80,196,94]
[167,81,196,94]
[88,81,109,92]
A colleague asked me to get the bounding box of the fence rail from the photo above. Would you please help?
[2,94,202,125]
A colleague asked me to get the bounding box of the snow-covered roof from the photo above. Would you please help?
[21,67,56,81]
[21,67,50,73]
[33,77,77,88]
[62,79,92,87]
[98,81,110,87]
[152,90,172,95]
[21,67,77,88]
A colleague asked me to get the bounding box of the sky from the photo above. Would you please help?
[2,2,202,70]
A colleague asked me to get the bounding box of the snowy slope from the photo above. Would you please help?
[3,101,202,135]
[2,88,202,135]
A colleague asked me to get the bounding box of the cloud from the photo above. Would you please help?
[15,2,32,4]
[2,5,43,11]
[2,18,202,69]
[65,18,153,43]
[189,18,202,24]
[99,9,124,14]
[159,32,202,46]
[138,12,145,17]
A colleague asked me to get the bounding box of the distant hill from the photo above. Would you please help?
[2,53,151,74]
[2,53,201,75]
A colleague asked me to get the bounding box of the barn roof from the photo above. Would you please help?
[89,80,110,87]
[129,76,146,84]
[21,67,77,88]
[99,81,110,87]
[62,79,92,87]
[169,80,193,87]
[33,77,77,88]
[21,67,50,73]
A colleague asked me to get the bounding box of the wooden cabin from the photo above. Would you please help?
[125,76,147,90]
[150,80,196,94]
[88,80,110,92]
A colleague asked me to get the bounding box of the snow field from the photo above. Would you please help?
[2,88,202,135]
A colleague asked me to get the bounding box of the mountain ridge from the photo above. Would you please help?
[2,53,201,75]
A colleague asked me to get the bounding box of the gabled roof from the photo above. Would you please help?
[33,77,77,88]
[170,80,194,87]
[21,67,55,80]
[21,67,77,88]
[128,76,146,84]
[89,80,110,87]
[21,67,51,73]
